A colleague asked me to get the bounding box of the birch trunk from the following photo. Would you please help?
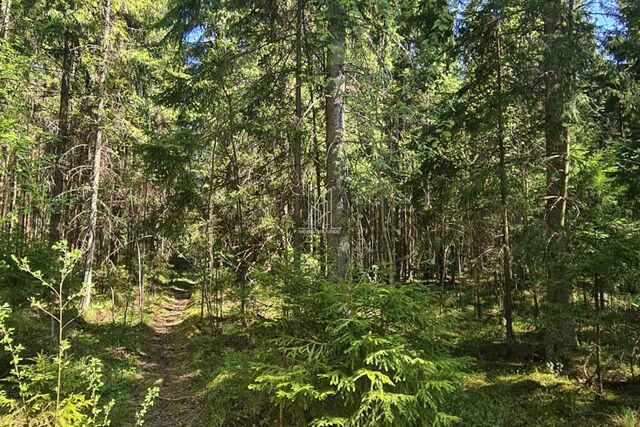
[0,0,11,39]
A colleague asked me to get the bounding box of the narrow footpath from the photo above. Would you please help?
[142,281,199,427]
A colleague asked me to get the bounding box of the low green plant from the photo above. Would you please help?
[250,275,470,426]
[135,386,159,426]
[0,242,158,426]
[610,408,640,427]
[0,302,114,426]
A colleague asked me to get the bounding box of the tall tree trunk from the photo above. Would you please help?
[1,150,14,233]
[293,0,303,251]
[543,0,576,361]
[594,275,604,394]
[496,21,515,344]
[81,0,111,310]
[49,25,77,245]
[0,0,11,39]
[0,0,11,223]
[325,0,348,281]
[206,138,218,326]
[137,239,144,323]
[473,257,482,318]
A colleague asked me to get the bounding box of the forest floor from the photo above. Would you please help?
[141,280,200,427]
[74,281,640,426]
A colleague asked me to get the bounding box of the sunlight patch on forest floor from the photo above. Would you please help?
[141,279,200,427]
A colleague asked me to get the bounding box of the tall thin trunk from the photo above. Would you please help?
[496,21,515,344]
[137,239,144,323]
[302,12,325,272]
[325,0,348,281]
[532,280,540,320]
[1,149,14,233]
[543,0,576,361]
[49,24,77,245]
[81,0,111,310]
[474,258,481,318]
[0,0,12,222]
[594,275,603,394]
[438,243,447,310]
[0,0,11,39]
[292,0,303,261]
[206,138,217,325]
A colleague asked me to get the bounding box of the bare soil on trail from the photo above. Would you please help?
[142,282,199,427]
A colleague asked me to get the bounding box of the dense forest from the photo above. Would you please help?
[0,0,639,425]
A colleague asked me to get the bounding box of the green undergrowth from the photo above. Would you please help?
[72,313,152,424]
[181,281,640,427]
[443,365,640,426]
[8,267,634,426]
[440,295,640,426]
[179,286,271,426]
[68,276,197,424]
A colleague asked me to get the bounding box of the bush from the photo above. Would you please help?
[250,275,470,426]
[0,242,158,426]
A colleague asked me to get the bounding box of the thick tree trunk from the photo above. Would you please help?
[81,0,111,310]
[49,26,77,245]
[325,0,348,281]
[543,0,576,361]
[496,23,515,344]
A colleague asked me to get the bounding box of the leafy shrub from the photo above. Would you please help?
[0,303,116,426]
[0,242,158,426]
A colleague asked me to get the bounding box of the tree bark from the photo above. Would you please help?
[496,21,515,344]
[0,0,11,39]
[81,0,111,310]
[49,24,77,245]
[0,0,11,223]
[292,0,303,265]
[137,239,144,323]
[543,0,576,361]
[594,275,604,394]
[325,0,348,281]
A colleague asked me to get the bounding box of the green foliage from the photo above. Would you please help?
[0,303,114,426]
[135,386,159,426]
[197,347,270,427]
[250,275,469,426]
[1,0,640,425]
[610,407,640,427]
[0,244,156,426]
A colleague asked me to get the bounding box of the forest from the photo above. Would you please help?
[0,0,639,425]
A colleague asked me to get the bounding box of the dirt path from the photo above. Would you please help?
[142,282,198,427]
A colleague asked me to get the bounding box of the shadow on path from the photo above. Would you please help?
[143,280,199,427]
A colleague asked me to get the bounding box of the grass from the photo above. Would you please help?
[70,276,198,425]
[176,286,272,426]
[610,408,640,427]
[4,273,638,426]
[175,281,640,426]
[440,288,640,426]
